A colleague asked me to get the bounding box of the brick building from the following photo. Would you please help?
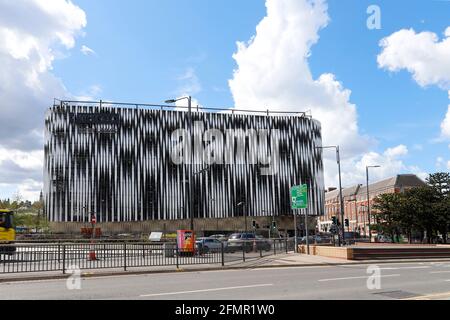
[318,174,426,236]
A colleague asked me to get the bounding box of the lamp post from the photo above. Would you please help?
[165,96,194,230]
[366,165,381,243]
[316,146,345,246]
[237,201,247,233]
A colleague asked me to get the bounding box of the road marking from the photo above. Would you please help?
[140,283,273,297]
[430,271,450,274]
[380,266,430,270]
[318,274,400,282]
[252,265,334,271]
[404,291,450,300]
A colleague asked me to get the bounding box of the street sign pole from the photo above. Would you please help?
[294,210,298,253]
[291,184,308,254]
[304,208,310,255]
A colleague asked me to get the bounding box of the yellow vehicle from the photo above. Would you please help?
[0,209,15,243]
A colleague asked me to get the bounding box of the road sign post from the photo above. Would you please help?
[291,185,309,254]
[88,213,97,261]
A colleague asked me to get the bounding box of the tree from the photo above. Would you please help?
[433,197,450,243]
[404,186,440,243]
[427,172,450,243]
[372,193,403,243]
[427,172,450,196]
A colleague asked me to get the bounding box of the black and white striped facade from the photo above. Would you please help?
[44,103,325,223]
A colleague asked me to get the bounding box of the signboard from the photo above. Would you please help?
[291,184,308,209]
[148,232,163,242]
[70,113,121,125]
[176,230,195,254]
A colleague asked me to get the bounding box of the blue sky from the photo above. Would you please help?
[55,0,450,176]
[0,0,449,200]
[53,0,266,106]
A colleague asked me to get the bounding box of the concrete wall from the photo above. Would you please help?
[299,245,352,260]
[49,215,312,235]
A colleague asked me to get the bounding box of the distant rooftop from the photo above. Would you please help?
[325,174,426,201]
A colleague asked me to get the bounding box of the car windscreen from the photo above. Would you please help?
[229,234,241,239]
[0,213,12,229]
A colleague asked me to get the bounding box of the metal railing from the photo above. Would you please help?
[0,239,296,274]
[54,99,311,118]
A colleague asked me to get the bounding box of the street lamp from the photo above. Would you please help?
[366,165,381,242]
[165,96,194,230]
[237,201,247,233]
[316,145,345,246]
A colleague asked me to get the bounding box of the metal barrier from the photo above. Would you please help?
[0,239,296,274]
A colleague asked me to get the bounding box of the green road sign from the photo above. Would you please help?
[291,184,308,209]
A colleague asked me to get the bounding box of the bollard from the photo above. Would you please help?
[221,242,225,267]
[176,245,179,269]
[285,238,288,254]
[62,244,66,274]
[273,239,276,255]
[242,243,246,262]
[123,242,127,271]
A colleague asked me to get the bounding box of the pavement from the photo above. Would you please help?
[1,259,450,300]
[2,251,450,283]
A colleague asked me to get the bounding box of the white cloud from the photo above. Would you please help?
[76,84,103,101]
[228,0,422,187]
[436,156,445,169]
[17,179,43,202]
[447,161,450,170]
[378,28,450,89]
[176,67,202,96]
[80,44,95,56]
[0,0,87,200]
[229,0,370,159]
[442,101,450,139]
[338,145,428,187]
[377,27,450,140]
[171,67,204,112]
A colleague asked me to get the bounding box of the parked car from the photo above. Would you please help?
[376,234,392,243]
[344,232,361,240]
[226,233,271,253]
[195,237,225,253]
[290,235,322,244]
[255,235,272,251]
[209,234,228,242]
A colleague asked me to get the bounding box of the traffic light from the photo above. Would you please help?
[272,221,277,229]
[252,220,257,228]
[331,216,337,225]
[345,219,349,227]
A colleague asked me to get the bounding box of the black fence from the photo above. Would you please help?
[0,239,296,274]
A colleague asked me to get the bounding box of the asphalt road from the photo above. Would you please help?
[1,261,450,300]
